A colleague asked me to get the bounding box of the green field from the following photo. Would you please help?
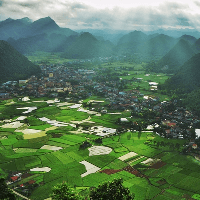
[0,64,199,199]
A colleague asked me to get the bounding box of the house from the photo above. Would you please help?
[10,175,21,183]
[192,144,198,149]
[19,80,27,84]
[120,118,129,123]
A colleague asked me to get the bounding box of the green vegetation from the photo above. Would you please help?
[90,178,134,200]
[27,51,73,64]
[62,32,114,59]
[0,40,41,82]
[51,182,81,200]
[156,39,195,73]
[0,178,16,199]
[0,98,199,200]
[160,53,200,115]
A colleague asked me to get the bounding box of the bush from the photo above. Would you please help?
[90,178,134,200]
[51,182,82,200]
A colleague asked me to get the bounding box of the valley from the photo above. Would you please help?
[1,57,200,200]
[1,13,200,200]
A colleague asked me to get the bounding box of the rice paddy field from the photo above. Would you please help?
[0,98,200,200]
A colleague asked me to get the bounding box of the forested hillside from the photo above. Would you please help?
[0,40,41,82]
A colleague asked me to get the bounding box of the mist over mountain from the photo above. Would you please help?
[138,34,177,58]
[1,16,200,61]
[144,28,200,39]
[156,39,195,72]
[116,31,148,55]
[7,33,49,54]
[7,33,79,54]
[163,53,200,92]
[0,17,77,40]
[179,34,197,45]
[0,18,30,40]
[192,38,200,53]
[0,40,41,82]
[62,32,114,59]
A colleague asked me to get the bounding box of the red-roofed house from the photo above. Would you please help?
[10,176,20,182]
[167,123,176,127]
[192,144,198,149]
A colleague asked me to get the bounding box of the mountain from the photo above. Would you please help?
[179,34,197,45]
[75,29,129,44]
[0,17,77,41]
[116,31,148,54]
[19,17,32,24]
[7,33,49,54]
[145,28,200,38]
[28,17,60,36]
[0,40,41,82]
[62,32,114,59]
[117,31,148,45]
[164,53,200,93]
[2,16,78,54]
[48,33,78,52]
[7,33,79,54]
[0,18,29,40]
[157,39,195,72]
[138,34,176,57]
[192,38,200,53]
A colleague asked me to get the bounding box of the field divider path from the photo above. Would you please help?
[11,189,31,200]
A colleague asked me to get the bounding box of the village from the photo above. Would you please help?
[1,62,200,150]
[1,61,200,199]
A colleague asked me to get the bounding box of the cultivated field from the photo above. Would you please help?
[0,97,199,200]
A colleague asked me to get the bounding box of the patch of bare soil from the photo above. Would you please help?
[123,166,148,178]
[52,134,62,138]
[151,161,166,169]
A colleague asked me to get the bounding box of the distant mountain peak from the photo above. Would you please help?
[30,16,60,32]
[79,32,97,41]
[20,17,32,23]
[32,16,57,24]
[4,18,14,23]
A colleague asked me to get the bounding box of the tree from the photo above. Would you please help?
[51,182,81,200]
[90,179,134,200]
[0,178,16,200]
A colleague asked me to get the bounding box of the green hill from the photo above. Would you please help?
[7,33,50,54]
[192,38,200,53]
[162,53,200,115]
[0,40,41,82]
[157,39,195,72]
[164,53,200,93]
[0,17,77,41]
[116,31,148,54]
[138,34,176,57]
[62,32,114,59]
[179,34,197,45]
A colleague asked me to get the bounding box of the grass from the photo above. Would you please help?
[1,137,18,146]
[56,109,89,122]
[27,51,73,64]
[49,138,77,145]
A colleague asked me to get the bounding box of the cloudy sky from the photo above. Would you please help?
[0,0,200,30]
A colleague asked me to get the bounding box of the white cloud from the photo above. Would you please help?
[0,0,200,30]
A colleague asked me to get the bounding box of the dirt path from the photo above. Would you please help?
[11,189,31,200]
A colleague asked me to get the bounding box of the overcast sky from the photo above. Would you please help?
[0,0,200,30]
